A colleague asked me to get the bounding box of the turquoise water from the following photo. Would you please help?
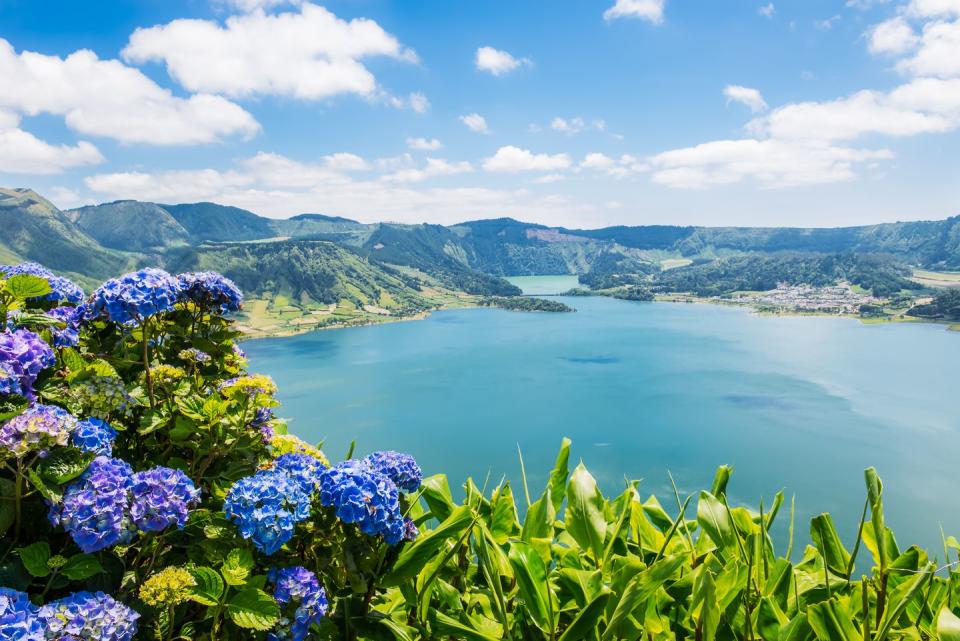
[245,278,960,555]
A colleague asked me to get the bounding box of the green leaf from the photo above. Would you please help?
[226,588,280,631]
[565,463,607,561]
[710,465,732,497]
[697,490,735,554]
[61,554,104,581]
[865,467,888,570]
[937,607,960,641]
[558,589,610,641]
[384,505,474,585]
[508,540,557,634]
[431,611,502,641]
[5,274,51,299]
[188,566,225,606]
[548,437,571,513]
[221,548,254,586]
[418,474,455,523]
[489,482,519,543]
[61,348,84,371]
[810,513,851,577]
[691,568,720,641]
[521,486,555,542]
[807,598,863,641]
[27,470,61,504]
[602,554,686,641]
[36,448,96,485]
[19,542,51,578]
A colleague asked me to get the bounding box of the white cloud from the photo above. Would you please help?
[483,146,572,172]
[531,173,565,184]
[386,91,430,113]
[459,113,490,134]
[238,152,348,188]
[815,15,842,29]
[0,128,104,174]
[545,116,606,135]
[723,85,768,112]
[868,17,919,54]
[0,110,19,129]
[47,186,84,209]
[406,137,443,151]
[906,0,960,18]
[475,46,530,76]
[123,3,418,101]
[580,152,616,170]
[216,0,302,12]
[322,152,370,172]
[758,3,776,18]
[604,0,665,23]
[0,38,259,145]
[896,19,960,78]
[382,158,473,183]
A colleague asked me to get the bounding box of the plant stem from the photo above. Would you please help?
[142,319,155,408]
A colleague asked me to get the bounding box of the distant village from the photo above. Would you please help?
[724,283,882,315]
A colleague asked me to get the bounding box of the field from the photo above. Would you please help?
[911,269,960,288]
[660,257,693,270]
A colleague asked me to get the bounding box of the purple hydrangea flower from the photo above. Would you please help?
[317,460,405,545]
[0,587,43,641]
[224,468,312,555]
[0,362,22,397]
[403,517,419,542]
[272,453,324,495]
[0,262,85,304]
[38,591,139,641]
[89,268,181,325]
[70,418,117,457]
[267,567,328,641]
[45,306,81,348]
[251,407,275,443]
[363,451,423,493]
[49,456,135,553]
[177,271,243,313]
[0,327,55,400]
[178,348,211,364]
[0,404,78,458]
[129,467,200,533]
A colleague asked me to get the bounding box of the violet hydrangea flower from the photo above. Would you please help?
[251,406,275,443]
[0,404,77,458]
[38,591,139,641]
[177,271,243,313]
[0,262,84,304]
[224,468,312,555]
[129,466,200,533]
[317,460,406,545]
[267,566,328,641]
[70,418,117,457]
[45,306,81,348]
[89,268,181,325]
[363,451,423,493]
[0,362,22,397]
[49,456,135,553]
[0,587,43,641]
[0,327,55,400]
[272,453,324,495]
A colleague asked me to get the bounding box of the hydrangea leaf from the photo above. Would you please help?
[226,588,280,631]
[222,548,254,586]
[36,448,96,485]
[19,541,52,577]
[61,554,104,581]
[5,274,52,300]
[189,566,225,606]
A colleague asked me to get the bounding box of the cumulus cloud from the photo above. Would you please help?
[406,137,443,151]
[0,38,259,145]
[868,17,919,54]
[483,146,572,172]
[382,158,473,183]
[475,46,530,76]
[460,113,490,134]
[723,85,768,112]
[604,0,666,23]
[580,152,616,170]
[0,128,104,174]
[123,3,418,101]
[758,3,776,18]
[895,19,960,77]
[322,153,370,172]
[547,117,607,135]
[386,92,430,113]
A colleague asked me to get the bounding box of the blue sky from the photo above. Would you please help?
[0,0,957,228]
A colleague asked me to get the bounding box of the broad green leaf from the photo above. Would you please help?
[419,474,455,522]
[710,465,732,497]
[19,542,51,578]
[690,568,720,641]
[27,470,61,504]
[697,490,735,554]
[521,486,555,542]
[807,598,863,641]
[757,596,788,641]
[431,611,502,641]
[566,463,607,561]
[36,448,96,485]
[5,274,51,299]
[188,566,225,606]
[384,505,473,585]
[226,588,280,631]
[865,467,888,570]
[875,563,934,641]
[61,554,103,581]
[558,589,610,641]
[810,513,851,577]
[548,437,571,513]
[221,548,254,586]
[602,554,685,640]
[937,607,960,641]
[508,540,557,634]
[489,482,519,542]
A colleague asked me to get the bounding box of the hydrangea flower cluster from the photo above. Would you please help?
[0,327,55,400]
[70,418,118,456]
[317,460,405,545]
[251,406,275,443]
[270,434,329,466]
[267,566,328,641]
[129,466,200,532]
[138,566,196,607]
[363,451,423,493]
[38,591,139,641]
[49,456,136,553]
[89,268,181,325]
[178,271,243,313]
[219,374,278,398]
[0,587,43,641]
[45,306,81,348]
[0,404,78,458]
[272,452,325,495]
[224,468,312,555]
[0,361,22,397]
[178,347,211,364]
[0,262,84,304]
[69,376,133,419]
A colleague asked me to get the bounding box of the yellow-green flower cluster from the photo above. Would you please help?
[220,374,278,399]
[148,365,186,386]
[138,566,196,607]
[271,433,330,467]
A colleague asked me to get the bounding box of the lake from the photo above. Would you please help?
[245,276,960,556]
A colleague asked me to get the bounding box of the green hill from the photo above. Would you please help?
[68,200,190,252]
[161,202,277,243]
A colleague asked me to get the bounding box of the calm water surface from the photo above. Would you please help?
[246,276,960,554]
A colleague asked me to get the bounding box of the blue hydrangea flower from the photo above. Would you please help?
[45,306,81,348]
[178,348,211,364]
[403,517,419,542]
[224,468,312,555]
[70,418,117,457]
[267,567,328,641]
[38,591,139,641]
[0,327,55,400]
[317,460,405,545]
[129,467,200,533]
[363,451,423,493]
[251,407,275,443]
[177,271,243,313]
[89,268,181,325]
[0,404,78,458]
[49,456,135,553]
[0,362,22,397]
[0,262,84,304]
[0,587,43,641]
[272,453,324,495]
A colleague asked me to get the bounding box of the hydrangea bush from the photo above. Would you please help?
[0,264,424,640]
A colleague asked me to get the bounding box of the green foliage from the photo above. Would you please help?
[70,200,191,252]
[478,296,574,312]
[909,288,960,320]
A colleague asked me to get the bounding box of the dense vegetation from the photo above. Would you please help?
[5,261,960,640]
[652,253,914,297]
[611,285,655,301]
[479,296,575,312]
[908,289,960,321]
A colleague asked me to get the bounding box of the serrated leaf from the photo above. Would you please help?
[27,469,61,503]
[226,588,280,631]
[6,274,51,299]
[19,542,51,577]
[36,448,95,485]
[221,548,254,586]
[61,554,104,581]
[189,566,225,606]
